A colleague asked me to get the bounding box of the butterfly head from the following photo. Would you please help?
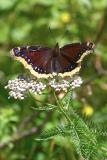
[52,43,60,57]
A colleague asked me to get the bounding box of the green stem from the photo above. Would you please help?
[53,91,72,125]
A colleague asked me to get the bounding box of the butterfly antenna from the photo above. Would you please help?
[48,26,57,44]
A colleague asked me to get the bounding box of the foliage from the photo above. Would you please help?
[36,91,107,160]
[0,0,107,160]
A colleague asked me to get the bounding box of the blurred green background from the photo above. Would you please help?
[0,0,107,160]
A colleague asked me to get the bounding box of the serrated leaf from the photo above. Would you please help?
[61,90,72,109]
[32,103,57,111]
[35,125,71,141]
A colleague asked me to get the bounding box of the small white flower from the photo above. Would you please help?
[70,77,83,89]
[48,79,70,91]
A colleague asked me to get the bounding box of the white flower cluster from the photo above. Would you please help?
[5,78,46,100]
[5,78,28,99]
[5,76,83,100]
[29,80,46,95]
[49,79,70,91]
[49,77,83,91]
[70,77,83,89]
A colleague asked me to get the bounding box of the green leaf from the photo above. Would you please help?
[32,103,57,111]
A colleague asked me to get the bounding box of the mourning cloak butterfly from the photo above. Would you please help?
[11,42,95,78]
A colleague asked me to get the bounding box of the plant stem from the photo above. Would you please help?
[53,91,72,125]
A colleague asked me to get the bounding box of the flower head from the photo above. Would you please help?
[5,76,83,100]
[82,105,94,117]
[5,77,46,99]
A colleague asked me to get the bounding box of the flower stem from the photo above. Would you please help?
[53,91,72,125]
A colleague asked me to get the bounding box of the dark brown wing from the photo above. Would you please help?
[12,45,53,74]
[59,42,94,72]
[61,43,87,62]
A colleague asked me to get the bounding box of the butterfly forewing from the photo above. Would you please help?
[13,46,53,74]
[60,43,87,62]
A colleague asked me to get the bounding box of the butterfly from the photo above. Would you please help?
[11,42,95,78]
